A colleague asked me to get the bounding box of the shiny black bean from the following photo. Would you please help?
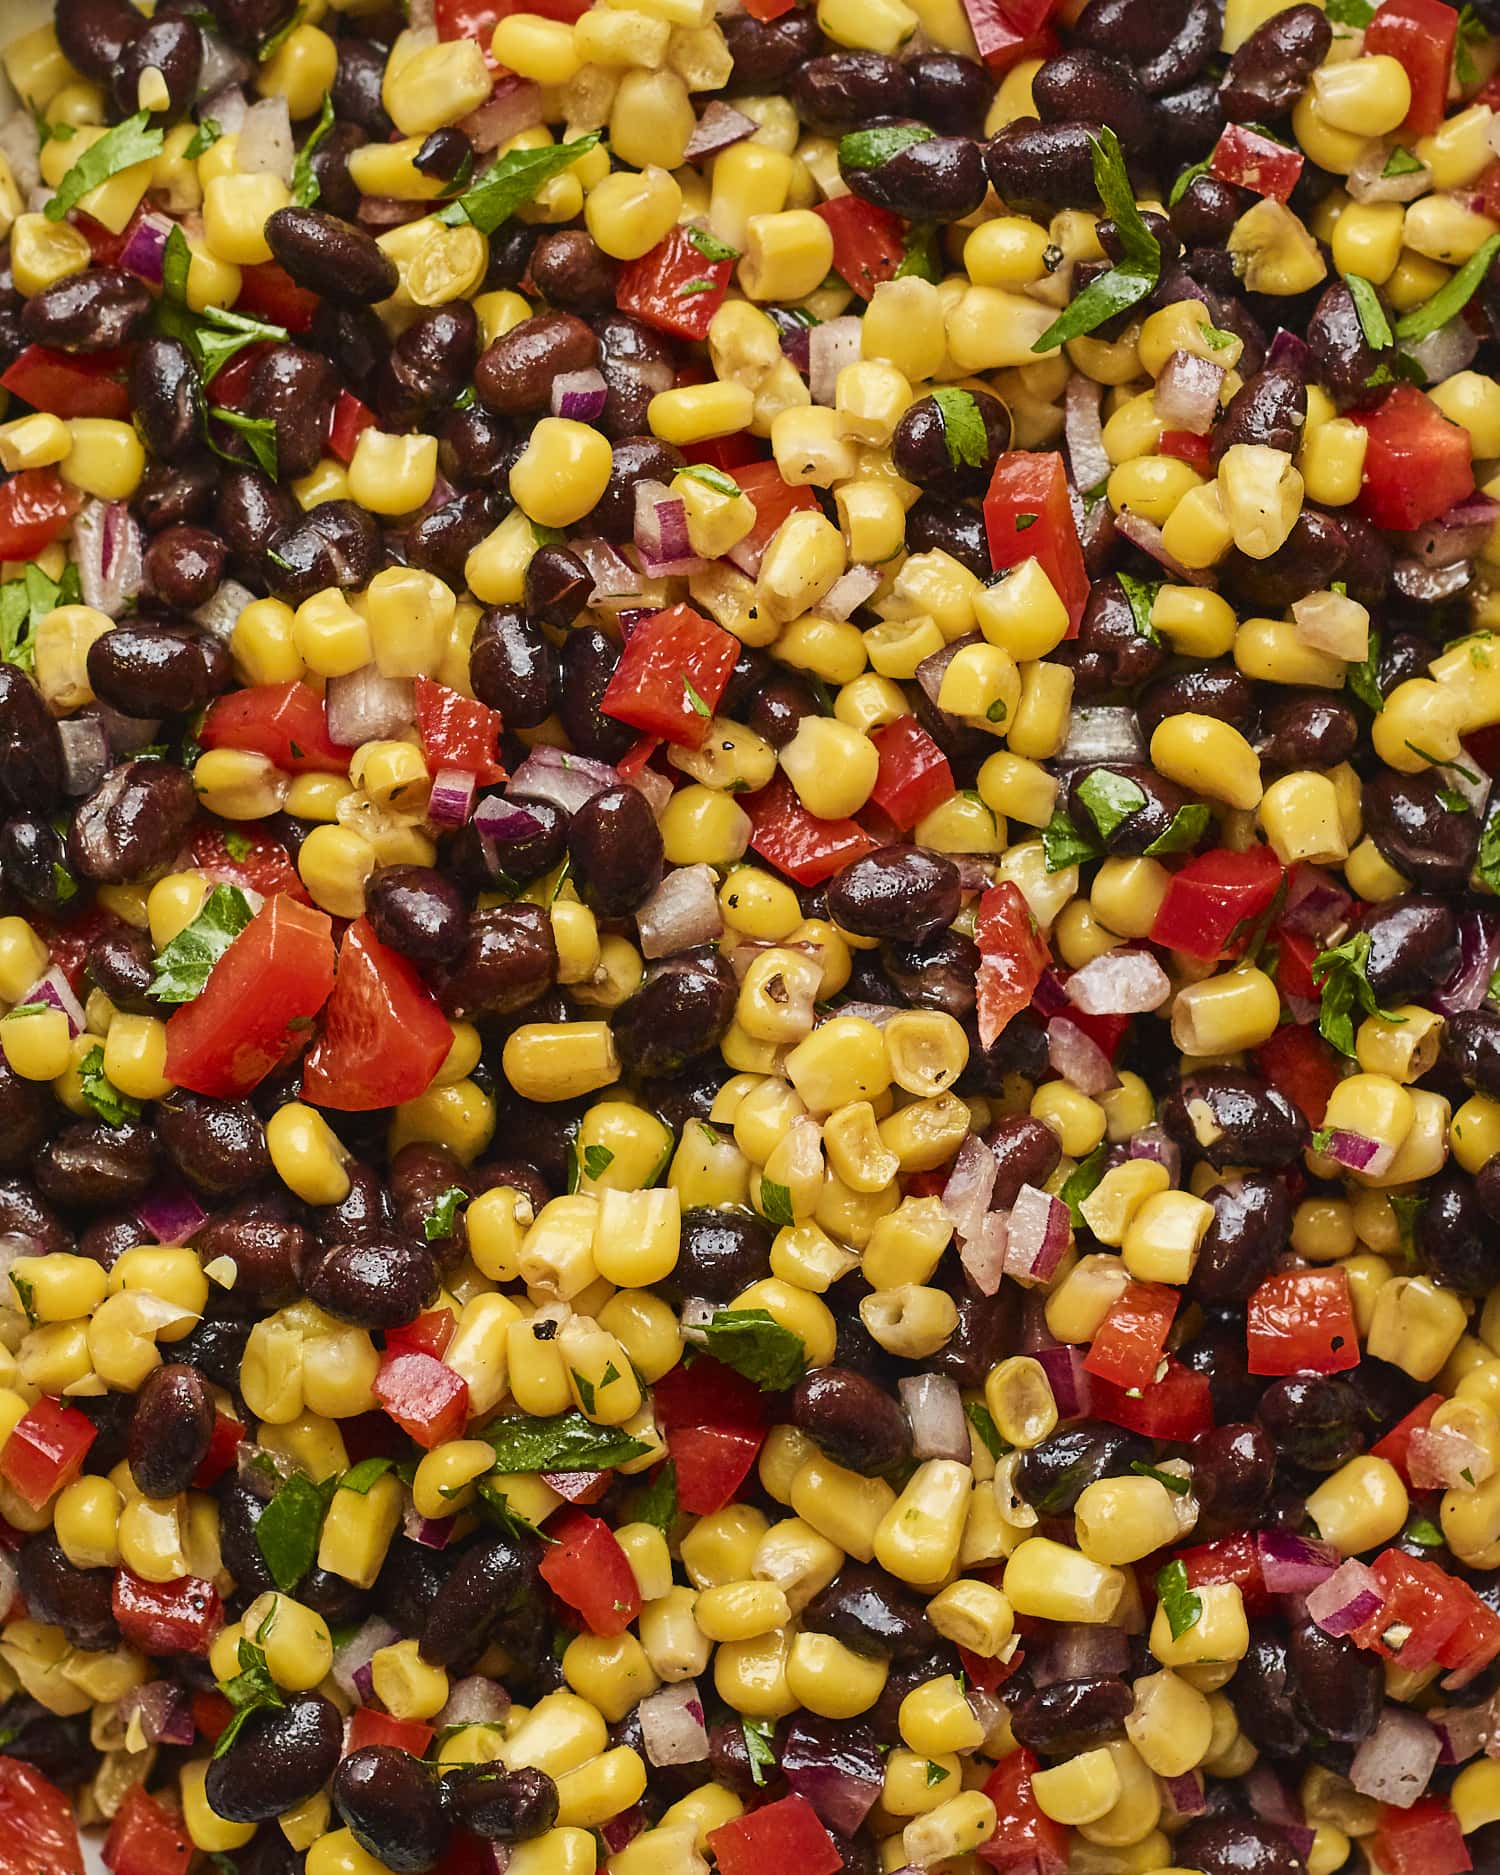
[414,126,473,182]
[568,786,664,918]
[1447,1007,1500,1098]
[18,1534,118,1652]
[88,624,216,719]
[1307,279,1391,411]
[1418,1172,1500,1294]
[705,1719,763,1801]
[1180,1308,1262,1423]
[193,1205,309,1307]
[1162,1071,1308,1169]
[1256,1373,1363,1472]
[332,36,395,137]
[1363,899,1457,1008]
[1170,173,1244,247]
[156,1091,270,1195]
[826,845,961,945]
[440,904,557,1020]
[374,305,479,431]
[791,52,912,134]
[79,1210,146,1269]
[128,1361,215,1497]
[1193,1422,1275,1524]
[1176,1814,1308,1875]
[205,1696,344,1824]
[0,1712,98,1789]
[1135,0,1219,93]
[20,267,150,353]
[595,315,675,441]
[304,1238,437,1329]
[143,525,228,613]
[136,458,218,531]
[670,1208,772,1302]
[267,499,382,605]
[611,953,737,1077]
[476,312,597,417]
[35,1119,156,1211]
[245,344,339,481]
[1,816,74,917]
[450,798,565,892]
[311,299,390,400]
[1225,519,1347,615]
[1137,668,1255,743]
[1221,3,1331,120]
[1015,1423,1150,1515]
[1230,1627,1306,1758]
[1058,576,1168,695]
[443,1765,557,1844]
[55,0,144,80]
[984,119,1101,214]
[590,436,687,540]
[0,1178,70,1254]
[307,120,366,221]
[803,1564,935,1660]
[557,625,636,762]
[265,208,400,304]
[365,865,468,966]
[0,1062,53,1175]
[1288,1615,1381,1744]
[892,389,1008,498]
[318,1159,397,1245]
[204,0,297,51]
[908,52,995,135]
[1211,365,1306,466]
[1327,506,1393,605]
[406,490,502,590]
[0,671,63,817]
[129,336,205,465]
[1034,49,1155,149]
[1190,1173,1290,1303]
[521,546,590,630]
[904,496,990,576]
[845,133,988,222]
[791,1367,912,1474]
[722,5,823,87]
[879,929,979,1021]
[419,1531,541,1668]
[744,669,820,750]
[217,468,299,584]
[68,758,197,883]
[112,14,201,120]
[1362,769,1479,889]
[927,1284,1020,1388]
[483,221,541,295]
[1065,763,1191,857]
[1011,1678,1133,1757]
[1258,690,1358,769]
[530,230,618,314]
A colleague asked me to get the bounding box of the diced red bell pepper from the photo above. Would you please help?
[813,194,906,300]
[683,433,764,472]
[1270,923,1322,1004]
[1352,1551,1466,1670]
[1148,844,1285,960]
[347,1708,435,1757]
[1158,429,1213,472]
[0,1761,83,1875]
[1366,0,1458,136]
[199,681,354,776]
[1084,1282,1179,1391]
[975,881,1051,1049]
[165,897,336,1099]
[0,470,78,564]
[302,917,453,1112]
[191,1411,247,1489]
[1209,124,1304,202]
[984,451,1089,634]
[103,1788,191,1875]
[979,1750,1070,1874]
[1246,1268,1360,1376]
[708,1796,844,1875]
[0,345,131,420]
[868,716,955,830]
[539,1510,642,1636]
[386,1310,457,1362]
[1476,159,1500,224]
[0,1397,96,1510]
[234,261,319,334]
[1372,1393,1446,1485]
[732,460,821,572]
[1373,1799,1472,1875]
[953,0,1060,72]
[665,1424,765,1516]
[745,772,879,887]
[1090,1359,1215,1442]
[187,824,311,905]
[617,225,733,343]
[1352,385,1475,531]
[654,1354,766,1515]
[372,1351,469,1449]
[413,675,505,783]
[1254,1025,1342,1128]
[1174,1529,1273,1616]
[600,604,739,750]
[615,735,661,781]
[740,0,797,18]
[191,1689,233,1744]
[328,389,378,464]
[111,1571,223,1655]
[201,343,271,414]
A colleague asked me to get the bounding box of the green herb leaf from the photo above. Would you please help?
[582,1144,615,1180]
[1457,3,1484,85]
[930,387,990,471]
[743,1716,777,1787]
[1343,273,1394,351]
[255,1472,336,1593]
[1395,233,1500,342]
[702,1308,806,1391]
[184,117,221,160]
[758,1178,795,1228]
[1311,930,1406,1057]
[219,830,252,863]
[965,1399,1009,1461]
[1144,803,1213,857]
[1116,571,1162,646]
[213,1636,285,1758]
[894,221,941,282]
[258,5,305,60]
[78,1046,142,1128]
[1325,0,1376,20]
[1347,628,1384,714]
[45,112,164,223]
[1155,1558,1202,1640]
[476,1481,555,1544]
[926,1761,951,1786]
[634,1460,679,1534]
[424,1185,469,1241]
[0,561,82,675]
[1076,768,1148,841]
[1061,1142,1110,1227]
[1440,786,1473,814]
[338,1457,394,1495]
[1404,1513,1444,1546]
[209,406,279,479]
[1382,146,1424,177]
[10,1272,36,1327]
[838,124,935,171]
[479,1410,652,1474]
[685,224,739,261]
[683,676,711,717]
[437,133,602,235]
[1168,157,1210,209]
[159,228,293,382]
[290,93,335,209]
[1033,128,1160,352]
[678,463,741,498]
[149,884,254,1004]
[1130,1460,1190,1496]
[1041,805,1103,872]
[1389,1191,1425,1266]
[570,1368,597,1414]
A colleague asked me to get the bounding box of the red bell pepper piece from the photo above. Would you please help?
[1372,1393,1446,1484]
[539,1511,642,1636]
[0,1761,83,1875]
[199,681,354,775]
[979,1750,1070,1873]
[327,389,378,464]
[1209,124,1304,202]
[1366,0,1458,135]
[0,345,131,420]
[954,0,1059,72]
[745,772,879,886]
[708,1796,844,1875]
[740,0,797,18]
[1148,844,1285,960]
[975,881,1051,1049]
[234,261,319,333]
[1158,429,1213,473]
[868,716,955,830]
[386,1310,457,1362]
[654,1355,766,1515]
[0,1397,96,1509]
[983,451,1089,633]
[187,824,311,905]
[617,225,733,342]
[1352,1551,1466,1669]
[600,604,739,750]
[103,1788,191,1875]
[414,675,505,783]
[165,897,336,1099]
[1246,1268,1360,1375]
[0,470,78,563]
[682,433,764,472]
[372,1351,469,1449]
[1475,158,1500,224]
[191,1689,233,1744]
[1372,1799,1472,1875]
[1090,1360,1214,1442]
[1352,385,1475,531]
[731,459,821,573]
[191,1411,247,1489]
[1254,1025,1342,1127]
[111,1571,223,1655]
[813,195,906,300]
[346,1708,435,1757]
[1174,1529,1273,1616]
[302,917,453,1112]
[1084,1282,1179,1391]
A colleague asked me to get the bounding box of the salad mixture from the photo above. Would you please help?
[3,0,1500,1868]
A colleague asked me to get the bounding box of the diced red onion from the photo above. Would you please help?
[136,1181,209,1246]
[1063,371,1110,494]
[1267,329,1309,374]
[637,864,723,960]
[628,762,674,821]
[0,110,42,200]
[684,100,759,160]
[941,1134,996,1244]
[634,482,704,576]
[1162,1771,1206,1817]
[572,536,641,604]
[637,1682,710,1766]
[426,767,476,828]
[1403,495,1500,570]
[1066,950,1170,1016]
[73,499,144,619]
[1243,1763,1300,1830]
[959,1208,1009,1295]
[1306,1557,1384,1638]
[1072,478,1118,568]
[196,74,249,127]
[351,1661,375,1704]
[22,966,86,1036]
[57,717,111,800]
[780,1715,884,1838]
[1111,507,1213,586]
[600,1809,642,1857]
[1032,970,1070,1019]
[460,78,544,152]
[1435,1701,1496,1764]
[1348,139,1431,203]
[1154,350,1225,434]
[471,796,544,843]
[551,368,608,423]
[809,316,862,406]
[1279,866,1353,943]
[1047,1016,1119,1097]
[1351,1708,1441,1808]
[121,1680,194,1747]
[1323,1129,1393,1177]
[417,476,458,523]
[1030,1623,1129,1687]
[899,1374,969,1462]
[1439,754,1491,821]
[508,746,623,816]
[1394,555,1472,602]
[1409,1424,1490,1491]
[1291,587,1369,661]
[821,565,882,621]
[118,210,173,286]
[437,1678,510,1732]
[333,1616,398,1701]
[1003,1184,1073,1285]
[237,96,293,183]
[193,578,256,642]
[403,1502,453,1548]
[326,668,412,747]
[1126,1126,1181,1184]
[1035,1344,1090,1419]
[1057,704,1145,767]
[774,309,812,374]
[1432,910,1500,1015]
[1256,1528,1339,1594]
[1401,314,1479,386]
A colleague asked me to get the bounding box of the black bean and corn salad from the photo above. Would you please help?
[6,0,1500,1870]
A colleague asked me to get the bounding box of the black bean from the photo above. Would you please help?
[845,133,988,222]
[484,221,541,295]
[332,36,395,137]
[908,52,996,135]
[1256,1373,1364,1472]
[441,905,557,1020]
[78,1210,146,1269]
[1288,1615,1381,1744]
[568,787,664,918]
[266,499,382,605]
[826,846,961,945]
[1015,1423,1150,1515]
[1137,668,1255,743]
[1065,763,1191,857]
[0,1713,99,1790]
[668,1209,772,1302]
[523,546,592,630]
[1258,690,1357,769]
[304,1238,437,1329]
[418,1531,541,1668]
[130,336,209,464]
[374,305,480,431]
[36,1120,156,1211]
[144,525,228,613]
[987,1115,1064,1210]
[88,624,216,719]
[331,1749,450,1874]
[792,1367,912,1474]
[1230,1626,1306,1758]
[157,1091,270,1195]
[217,468,298,585]
[1190,1173,1290,1302]
[0,1178,70,1253]
[18,1534,119,1653]
[20,267,151,352]
[127,1362,215,1497]
[1193,1422,1275,1524]
[591,436,687,541]
[1162,1071,1309,1169]
[1418,1172,1500,1294]
[443,1765,558,1843]
[265,208,400,304]
[1306,279,1392,411]
[365,866,468,966]
[0,671,64,815]
[390,1145,473,1258]
[406,490,503,590]
[135,458,218,531]
[880,930,979,1022]
[307,119,367,221]
[311,299,390,401]
[1180,1309,1262,1424]
[791,52,912,133]
[595,313,675,441]
[203,0,297,52]
[892,390,1008,499]
[205,1696,344,1824]
[1033,49,1155,149]
[1170,173,1244,247]
[557,626,636,762]
[245,344,339,481]
[530,230,619,315]
[476,313,598,417]
[1221,3,1331,120]
[450,798,566,893]
[55,0,144,80]
[905,497,991,576]
[317,1159,396,1244]
[1,817,75,917]
[985,119,1101,215]
[193,1205,309,1308]
[68,758,197,883]
[1447,1007,1500,1098]
[722,5,824,87]
[926,1284,1019,1388]
[414,126,473,182]
[1362,770,1479,890]
[1134,0,1218,93]
[1058,577,1168,695]
[802,1564,936,1660]
[111,14,201,120]
[1211,365,1306,466]
[1011,1678,1134,1757]
[611,954,737,1077]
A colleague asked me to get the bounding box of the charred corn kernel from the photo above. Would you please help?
[347,430,439,516]
[898,1672,984,1756]
[1005,1536,1126,1624]
[1150,713,1262,809]
[1366,1274,1468,1380]
[504,1023,619,1102]
[1306,1455,1410,1556]
[10,213,91,297]
[267,1103,352,1206]
[202,173,290,264]
[1075,1476,1182,1566]
[1170,967,1281,1057]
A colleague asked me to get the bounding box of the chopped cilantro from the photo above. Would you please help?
[1033,128,1160,351]
[45,112,164,223]
[702,1308,806,1391]
[1311,931,1405,1057]
[149,885,253,1003]
[1155,1558,1202,1640]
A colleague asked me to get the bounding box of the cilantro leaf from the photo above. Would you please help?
[1326,0,1375,20]
[1382,147,1423,177]
[1060,1142,1109,1227]
[1168,157,1210,208]
[582,1144,614,1181]
[684,224,739,261]
[1155,1559,1202,1639]
[683,676,710,717]
[424,1186,469,1241]
[209,407,279,479]
[224,830,252,862]
[1041,805,1103,872]
[1033,127,1159,352]
[149,884,254,1004]
[1395,233,1500,342]
[1347,628,1384,714]
[758,1177,795,1228]
[930,387,990,471]
[965,1400,1009,1461]
[479,1410,651,1474]
[213,1636,285,1758]
[634,1461,679,1534]
[839,125,935,171]
[1075,768,1148,841]
[1389,1191,1425,1266]
[437,133,602,235]
[1130,1460,1191,1496]
[1311,931,1405,1057]
[0,561,81,674]
[1117,571,1162,646]
[258,5,305,59]
[702,1308,806,1391]
[78,1047,142,1128]
[338,1457,395,1495]
[10,1272,36,1327]
[1480,809,1500,898]
[476,1481,554,1544]
[255,1472,336,1592]
[184,118,221,160]
[743,1716,777,1787]
[926,1761,951,1786]
[45,112,164,223]
[159,227,292,382]
[1405,1514,1444,1546]
[1145,803,1212,856]
[1343,273,1393,351]
[678,463,740,498]
[895,221,941,282]
[290,93,334,208]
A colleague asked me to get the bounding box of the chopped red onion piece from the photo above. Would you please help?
[1002,1184,1072,1285]
[941,1134,996,1243]
[237,96,294,182]
[73,499,144,619]
[196,79,249,131]
[193,578,256,642]
[1030,1623,1129,1687]
[1401,314,1479,385]
[637,864,723,959]
[23,966,86,1037]
[1267,329,1309,374]
[1434,1701,1496,1764]
[1279,865,1353,943]
[333,1616,398,1701]
[959,1208,1009,1295]
[1124,1127,1180,1185]
[57,718,110,800]
[1409,1423,1489,1490]
[119,210,173,286]
[1255,1528,1339,1593]
[628,763,674,822]
[471,797,544,843]
[1154,349,1225,434]
[437,1677,511,1728]
[552,368,608,423]
[634,482,703,576]
[1162,1771,1206,1817]
[1291,587,1370,661]
[1306,1558,1384,1637]
[821,565,882,621]
[427,766,476,828]
[1323,1128,1392,1176]
[326,668,412,747]
[509,747,626,816]
[684,99,759,159]
[1063,371,1110,494]
[1432,910,1500,1015]
[352,1661,375,1704]
[1035,1344,1090,1419]
[573,536,641,603]
[1111,507,1213,585]
[899,1374,968,1461]
[780,1715,884,1838]
[809,316,862,406]
[136,1181,209,1246]
[402,1503,454,1548]
[637,1682,710,1765]
[1057,704,1145,767]
[915,633,979,710]
[461,78,544,151]
[1350,1708,1441,1807]
[1047,1016,1119,1096]
[1243,1763,1300,1827]
[1066,950,1170,1016]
